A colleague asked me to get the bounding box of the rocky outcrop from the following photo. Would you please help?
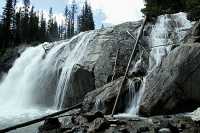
[192,20,200,42]
[38,118,62,133]
[39,110,200,133]
[82,77,131,114]
[62,65,95,108]
[59,21,148,109]
[81,21,148,88]
[0,46,26,78]
[139,43,200,116]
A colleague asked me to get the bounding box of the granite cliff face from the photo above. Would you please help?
[139,43,200,116]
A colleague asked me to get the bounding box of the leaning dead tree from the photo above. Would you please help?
[111,16,148,116]
[127,30,149,52]
[111,48,120,82]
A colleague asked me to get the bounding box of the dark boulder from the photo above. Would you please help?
[88,118,110,132]
[82,77,130,114]
[82,111,104,122]
[38,118,61,133]
[62,64,95,108]
[0,46,26,78]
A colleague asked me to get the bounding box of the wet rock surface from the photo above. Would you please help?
[38,110,200,133]
[0,45,26,78]
[59,21,149,109]
[81,21,148,88]
[62,65,96,108]
[38,118,62,133]
[139,43,200,116]
[192,21,200,42]
[82,77,131,115]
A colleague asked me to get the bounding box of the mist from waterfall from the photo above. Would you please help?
[127,12,192,116]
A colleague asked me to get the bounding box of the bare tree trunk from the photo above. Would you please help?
[111,16,148,117]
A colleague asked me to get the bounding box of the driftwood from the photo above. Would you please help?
[151,44,179,48]
[111,49,120,81]
[111,16,148,116]
[126,30,150,54]
[127,30,179,49]
[0,103,82,133]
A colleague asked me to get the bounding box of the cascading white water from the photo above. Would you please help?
[149,13,192,70]
[0,41,67,130]
[0,31,96,131]
[54,31,96,109]
[127,12,192,116]
[0,43,63,111]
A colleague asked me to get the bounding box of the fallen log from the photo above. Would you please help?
[0,103,82,133]
[151,44,179,48]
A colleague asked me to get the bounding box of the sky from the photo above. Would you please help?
[0,0,145,28]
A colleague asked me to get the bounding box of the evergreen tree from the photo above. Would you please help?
[0,22,3,47]
[52,19,59,40]
[39,12,47,42]
[29,6,39,42]
[64,5,72,38]
[1,0,15,48]
[78,1,95,32]
[142,0,200,20]
[14,8,22,44]
[71,0,78,36]
[58,22,65,39]
[47,8,59,41]
[77,15,81,33]
[86,3,95,31]
[0,0,70,47]
[47,7,54,41]
[22,0,30,43]
[67,18,72,38]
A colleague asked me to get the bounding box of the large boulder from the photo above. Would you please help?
[82,77,133,114]
[38,118,62,133]
[139,43,200,116]
[62,65,95,108]
[81,21,148,88]
[60,21,149,108]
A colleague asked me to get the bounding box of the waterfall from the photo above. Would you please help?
[0,43,64,110]
[0,41,67,129]
[54,31,96,109]
[149,13,192,70]
[0,31,96,130]
[127,12,192,115]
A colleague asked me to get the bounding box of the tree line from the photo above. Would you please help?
[142,0,200,21]
[64,0,95,38]
[0,0,95,49]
